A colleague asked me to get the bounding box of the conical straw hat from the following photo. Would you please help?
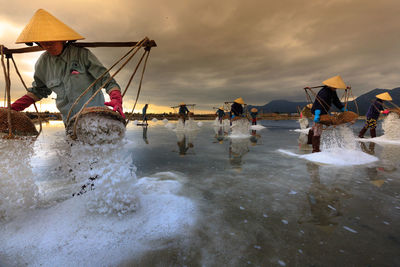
[376,92,392,101]
[234,97,245,105]
[219,106,224,110]
[251,108,258,112]
[322,75,347,89]
[179,102,185,106]
[16,9,84,44]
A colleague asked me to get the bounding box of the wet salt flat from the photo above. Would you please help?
[1,119,400,266]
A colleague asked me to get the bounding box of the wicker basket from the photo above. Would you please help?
[389,108,400,116]
[66,107,126,144]
[0,109,38,136]
[319,111,358,126]
[301,106,313,118]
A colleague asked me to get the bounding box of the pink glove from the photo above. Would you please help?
[382,109,390,115]
[11,94,35,111]
[105,90,125,118]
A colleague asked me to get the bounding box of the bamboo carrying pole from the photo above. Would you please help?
[0,45,13,138]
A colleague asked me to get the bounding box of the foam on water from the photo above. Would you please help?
[0,138,197,266]
[278,148,378,166]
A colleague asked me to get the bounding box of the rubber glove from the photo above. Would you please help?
[314,109,321,123]
[105,90,126,119]
[341,107,348,112]
[381,109,390,115]
[11,94,35,111]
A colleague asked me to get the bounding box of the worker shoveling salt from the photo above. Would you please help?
[66,107,126,145]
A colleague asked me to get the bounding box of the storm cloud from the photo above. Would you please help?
[1,0,400,112]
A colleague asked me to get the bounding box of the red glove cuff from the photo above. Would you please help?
[104,90,125,118]
[11,95,35,111]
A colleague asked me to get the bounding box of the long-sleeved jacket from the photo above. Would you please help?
[311,86,343,115]
[366,99,384,120]
[179,105,189,115]
[142,104,148,115]
[216,109,225,118]
[250,112,258,119]
[28,44,120,124]
[231,102,243,116]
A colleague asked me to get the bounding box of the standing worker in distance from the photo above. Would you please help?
[250,108,258,125]
[142,103,149,124]
[178,102,190,122]
[216,106,225,124]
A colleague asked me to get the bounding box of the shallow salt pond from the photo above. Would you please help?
[1,119,400,266]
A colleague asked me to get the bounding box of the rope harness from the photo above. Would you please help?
[0,38,156,140]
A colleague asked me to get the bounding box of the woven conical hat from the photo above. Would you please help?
[16,9,84,44]
[322,75,347,89]
[179,102,185,106]
[251,108,258,112]
[376,92,392,101]
[234,97,245,105]
[219,106,224,110]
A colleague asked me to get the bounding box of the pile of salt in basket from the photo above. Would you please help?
[66,106,126,145]
[319,111,358,126]
[0,108,38,136]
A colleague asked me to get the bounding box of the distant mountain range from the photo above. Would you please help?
[248,87,400,115]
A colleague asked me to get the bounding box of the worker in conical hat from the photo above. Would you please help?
[178,102,190,122]
[305,76,348,153]
[358,92,392,138]
[216,106,225,124]
[231,97,245,121]
[250,107,258,125]
[10,9,125,126]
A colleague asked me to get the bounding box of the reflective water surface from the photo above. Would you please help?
[1,119,399,266]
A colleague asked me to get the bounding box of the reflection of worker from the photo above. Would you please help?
[216,107,225,124]
[250,130,260,145]
[250,108,258,125]
[303,162,351,228]
[358,92,391,138]
[230,97,244,120]
[229,138,249,171]
[359,142,375,155]
[178,102,190,122]
[142,104,149,124]
[215,126,225,143]
[306,76,347,153]
[142,125,149,144]
[9,9,124,125]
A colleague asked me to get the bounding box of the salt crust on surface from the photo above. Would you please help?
[0,172,197,267]
[278,148,378,166]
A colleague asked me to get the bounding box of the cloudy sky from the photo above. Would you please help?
[1,0,400,113]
